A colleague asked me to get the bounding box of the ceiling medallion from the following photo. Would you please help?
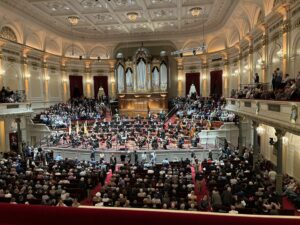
[127,12,138,22]
[67,16,80,25]
[190,7,202,17]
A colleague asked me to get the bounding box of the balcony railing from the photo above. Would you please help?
[0,203,298,225]
[225,98,300,135]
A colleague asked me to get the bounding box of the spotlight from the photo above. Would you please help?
[193,49,196,56]
[79,55,82,60]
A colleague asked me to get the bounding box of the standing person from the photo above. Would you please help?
[150,151,156,165]
[141,152,147,164]
[275,68,283,89]
[134,150,138,164]
[110,154,116,173]
[90,147,96,161]
[272,72,276,90]
[254,73,259,84]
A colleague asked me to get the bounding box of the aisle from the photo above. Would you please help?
[80,169,112,206]
[191,163,209,203]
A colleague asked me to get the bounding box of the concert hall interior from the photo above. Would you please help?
[0,0,300,224]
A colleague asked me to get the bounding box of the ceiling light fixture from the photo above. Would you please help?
[67,16,80,56]
[127,12,138,22]
[190,7,202,17]
[67,16,80,26]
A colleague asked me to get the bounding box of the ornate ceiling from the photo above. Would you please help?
[0,0,279,57]
[2,0,237,38]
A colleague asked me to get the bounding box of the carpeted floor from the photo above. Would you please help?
[191,163,209,204]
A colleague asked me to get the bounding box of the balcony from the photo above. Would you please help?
[0,102,33,117]
[225,98,300,135]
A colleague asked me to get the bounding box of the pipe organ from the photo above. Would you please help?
[115,47,168,117]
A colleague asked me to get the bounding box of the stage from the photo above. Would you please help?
[45,146,220,163]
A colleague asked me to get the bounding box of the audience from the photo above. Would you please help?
[231,70,300,101]
[0,87,25,103]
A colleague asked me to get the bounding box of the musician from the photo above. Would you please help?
[162,138,169,150]
[106,136,112,149]
[191,133,199,148]
[135,136,146,149]
[151,136,158,150]
[177,136,185,149]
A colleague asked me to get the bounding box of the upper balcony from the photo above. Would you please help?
[225,98,300,135]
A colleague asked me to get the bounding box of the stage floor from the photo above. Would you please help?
[45,145,220,163]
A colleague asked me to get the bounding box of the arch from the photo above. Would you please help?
[207,37,226,52]
[0,26,17,42]
[254,9,265,26]
[268,41,281,63]
[64,44,85,58]
[263,0,275,16]
[25,32,42,50]
[227,30,240,47]
[3,63,21,91]
[291,33,300,57]
[182,41,200,50]
[45,39,61,55]
[89,45,109,59]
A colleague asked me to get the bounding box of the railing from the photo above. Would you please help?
[0,204,298,225]
[225,98,300,135]
[239,82,270,90]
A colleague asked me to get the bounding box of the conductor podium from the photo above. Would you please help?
[118,92,168,117]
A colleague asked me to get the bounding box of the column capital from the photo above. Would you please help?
[282,19,291,33]
[275,128,286,138]
[21,56,28,65]
[223,59,229,66]
[84,60,91,68]
[252,120,259,128]
[42,61,48,69]
[175,57,184,65]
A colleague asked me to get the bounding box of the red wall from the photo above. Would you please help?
[0,204,298,225]
[185,73,200,96]
[69,75,83,99]
[210,70,223,98]
[93,76,108,98]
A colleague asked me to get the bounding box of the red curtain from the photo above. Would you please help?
[210,70,223,98]
[185,73,200,96]
[93,76,108,98]
[69,75,83,99]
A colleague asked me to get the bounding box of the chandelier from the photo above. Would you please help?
[127,12,138,22]
[190,7,202,17]
[67,16,80,25]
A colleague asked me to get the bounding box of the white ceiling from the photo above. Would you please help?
[6,0,236,38]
